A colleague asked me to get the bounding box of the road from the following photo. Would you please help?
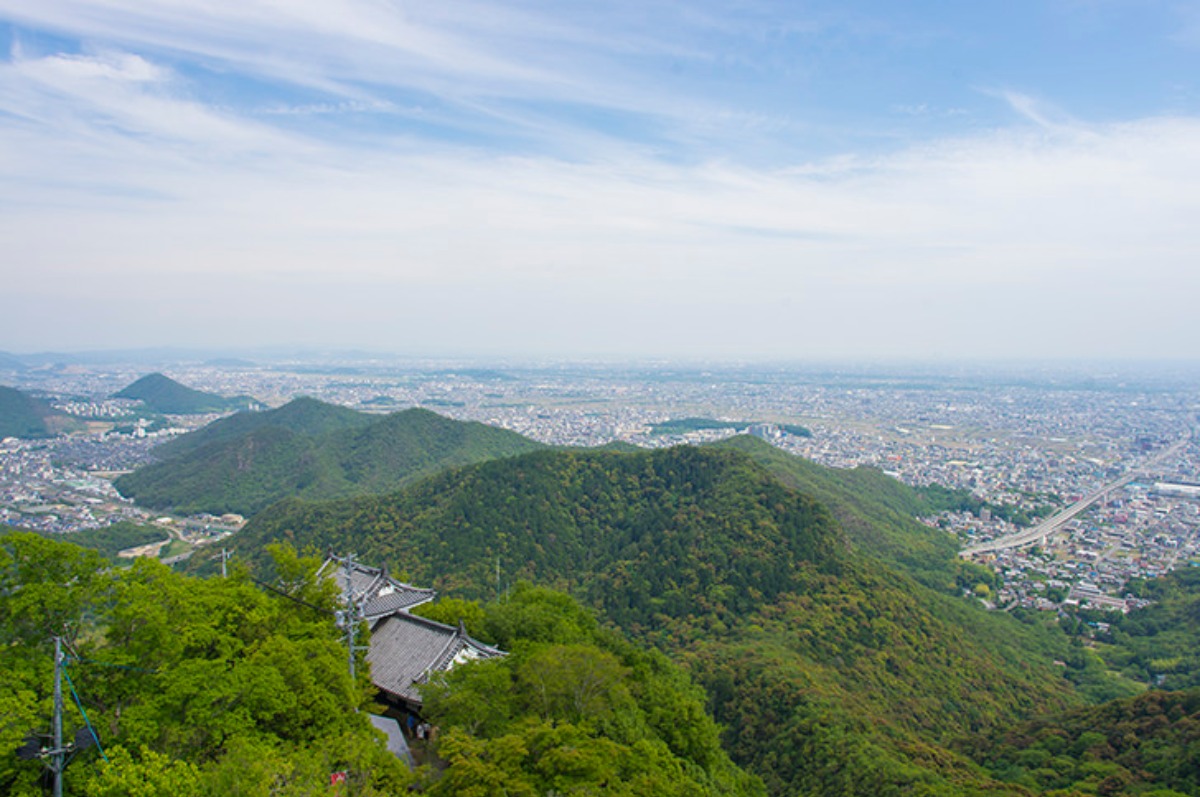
[959,437,1189,558]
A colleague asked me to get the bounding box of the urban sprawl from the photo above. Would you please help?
[3,361,1198,621]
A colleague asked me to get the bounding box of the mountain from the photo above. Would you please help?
[112,372,262,414]
[970,688,1200,795]
[115,401,546,516]
[0,351,27,372]
[0,385,78,438]
[1091,565,1200,690]
[714,436,970,589]
[231,444,1092,795]
[0,531,761,796]
[153,395,372,459]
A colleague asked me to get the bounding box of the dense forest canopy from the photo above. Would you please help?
[115,402,545,516]
[18,406,1200,795]
[112,373,260,415]
[231,444,1123,794]
[2,532,753,795]
[0,385,76,438]
[0,533,410,795]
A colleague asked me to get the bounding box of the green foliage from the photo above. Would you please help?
[116,402,544,516]
[690,563,1080,795]
[238,446,846,636]
[113,373,260,415]
[778,423,812,437]
[412,597,489,639]
[419,585,763,797]
[0,533,412,796]
[1096,567,1200,689]
[715,436,964,588]
[36,522,169,561]
[0,531,109,644]
[650,419,810,437]
[651,418,749,435]
[81,746,201,797]
[916,484,1057,527]
[0,384,77,438]
[236,445,1089,795]
[970,688,1200,795]
[155,396,371,460]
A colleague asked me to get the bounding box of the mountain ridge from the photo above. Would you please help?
[230,443,1088,794]
[113,372,262,414]
[0,384,78,438]
[115,400,546,515]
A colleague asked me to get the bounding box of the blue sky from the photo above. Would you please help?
[1,1,1198,360]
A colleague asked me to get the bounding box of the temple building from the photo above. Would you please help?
[319,553,505,713]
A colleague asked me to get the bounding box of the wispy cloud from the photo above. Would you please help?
[1,1,1198,358]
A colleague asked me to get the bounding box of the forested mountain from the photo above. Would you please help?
[112,372,261,414]
[415,583,763,797]
[154,396,371,459]
[1093,566,1200,690]
[0,351,27,372]
[715,436,971,588]
[0,385,77,438]
[969,688,1200,794]
[233,445,1096,795]
[115,402,545,516]
[0,532,760,796]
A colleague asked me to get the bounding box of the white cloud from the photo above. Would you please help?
[1,3,1198,358]
[3,54,1198,357]
[0,49,304,155]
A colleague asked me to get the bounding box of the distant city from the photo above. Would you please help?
[2,354,1198,618]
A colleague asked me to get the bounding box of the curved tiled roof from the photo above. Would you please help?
[317,554,435,618]
[319,553,504,707]
[367,613,504,705]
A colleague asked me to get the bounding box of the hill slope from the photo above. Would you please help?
[113,372,261,414]
[970,687,1200,795]
[233,445,1083,795]
[0,385,76,438]
[115,402,545,516]
[0,351,27,372]
[154,395,371,459]
[714,436,971,588]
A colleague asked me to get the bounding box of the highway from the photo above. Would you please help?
[959,438,1189,558]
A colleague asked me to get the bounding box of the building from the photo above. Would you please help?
[319,553,505,713]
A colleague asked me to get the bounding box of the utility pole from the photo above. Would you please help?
[340,554,368,681]
[16,638,96,794]
[52,636,64,797]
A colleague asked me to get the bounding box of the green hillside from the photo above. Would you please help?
[1092,566,1200,690]
[113,372,262,414]
[0,532,761,796]
[0,385,76,438]
[233,445,1087,795]
[116,403,545,516]
[0,533,411,795]
[416,583,763,797]
[970,688,1200,795]
[715,436,972,589]
[37,521,170,560]
[154,395,371,458]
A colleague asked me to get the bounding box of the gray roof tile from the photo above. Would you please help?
[367,613,504,705]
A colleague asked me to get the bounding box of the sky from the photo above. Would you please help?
[1,0,1198,361]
